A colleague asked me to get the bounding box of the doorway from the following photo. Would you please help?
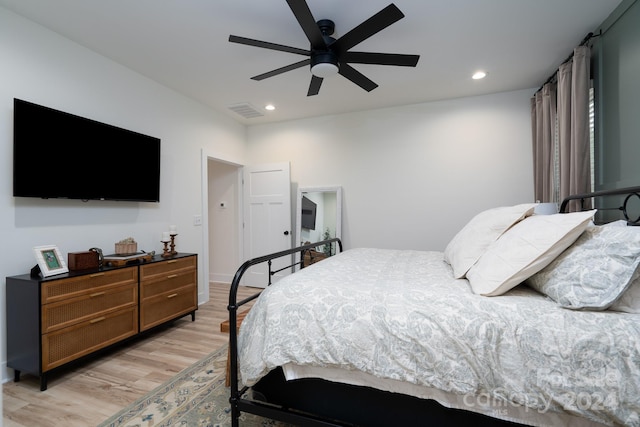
[202,154,292,302]
[206,158,243,287]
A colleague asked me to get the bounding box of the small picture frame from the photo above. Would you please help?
[33,245,69,277]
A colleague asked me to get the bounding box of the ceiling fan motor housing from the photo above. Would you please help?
[311,50,338,67]
[311,19,338,76]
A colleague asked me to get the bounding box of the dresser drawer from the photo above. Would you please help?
[140,285,196,331]
[42,267,138,304]
[42,307,138,372]
[140,269,196,299]
[42,283,137,333]
[139,256,196,280]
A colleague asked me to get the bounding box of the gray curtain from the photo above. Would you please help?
[531,45,591,211]
[532,83,557,203]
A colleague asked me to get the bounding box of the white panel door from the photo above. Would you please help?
[242,162,292,287]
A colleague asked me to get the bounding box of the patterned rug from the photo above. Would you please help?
[98,345,288,427]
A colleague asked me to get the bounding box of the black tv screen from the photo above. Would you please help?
[301,195,317,230]
[13,98,161,202]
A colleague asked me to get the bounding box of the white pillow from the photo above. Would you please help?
[527,221,640,310]
[466,210,597,296]
[444,203,537,279]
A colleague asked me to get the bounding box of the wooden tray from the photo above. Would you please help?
[103,253,153,266]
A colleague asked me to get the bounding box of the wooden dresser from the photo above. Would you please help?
[6,253,197,390]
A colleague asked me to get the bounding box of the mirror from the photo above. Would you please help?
[295,186,342,265]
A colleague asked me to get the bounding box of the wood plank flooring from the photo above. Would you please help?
[2,282,261,427]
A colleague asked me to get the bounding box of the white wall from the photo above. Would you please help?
[0,8,246,383]
[247,89,535,252]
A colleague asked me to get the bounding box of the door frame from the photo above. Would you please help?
[200,149,245,304]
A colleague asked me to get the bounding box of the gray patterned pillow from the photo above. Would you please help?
[526,221,640,310]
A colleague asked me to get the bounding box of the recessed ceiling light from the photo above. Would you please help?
[265,104,275,111]
[472,71,487,80]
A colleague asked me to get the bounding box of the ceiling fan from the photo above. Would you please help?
[228,1,420,96]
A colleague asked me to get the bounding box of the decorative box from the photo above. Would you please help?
[68,251,99,271]
[115,243,137,254]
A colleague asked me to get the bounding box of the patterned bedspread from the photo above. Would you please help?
[238,248,640,426]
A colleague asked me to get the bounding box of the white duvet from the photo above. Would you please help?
[238,248,640,426]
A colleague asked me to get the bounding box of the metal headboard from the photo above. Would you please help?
[559,185,640,225]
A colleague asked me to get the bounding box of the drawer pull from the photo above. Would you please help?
[166,274,178,279]
[167,260,178,264]
[90,316,106,324]
[89,273,105,278]
[167,293,178,299]
[90,292,106,298]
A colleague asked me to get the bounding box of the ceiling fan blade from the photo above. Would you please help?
[338,63,378,92]
[286,0,326,50]
[251,59,311,81]
[341,51,419,67]
[229,35,309,56]
[331,4,405,53]
[307,75,323,96]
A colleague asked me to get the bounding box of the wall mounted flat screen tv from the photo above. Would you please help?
[301,195,317,230]
[13,98,161,202]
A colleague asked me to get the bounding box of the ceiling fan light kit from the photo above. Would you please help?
[229,1,420,96]
[310,52,339,78]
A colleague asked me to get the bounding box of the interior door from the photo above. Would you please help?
[242,162,292,287]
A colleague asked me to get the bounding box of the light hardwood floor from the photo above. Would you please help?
[2,282,261,427]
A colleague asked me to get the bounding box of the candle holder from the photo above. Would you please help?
[161,240,172,257]
[170,234,178,255]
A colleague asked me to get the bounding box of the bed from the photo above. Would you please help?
[227,187,640,427]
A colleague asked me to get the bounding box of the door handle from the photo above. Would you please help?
[283,231,289,235]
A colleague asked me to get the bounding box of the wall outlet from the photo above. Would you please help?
[193,215,202,226]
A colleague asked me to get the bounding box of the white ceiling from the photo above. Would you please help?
[0,0,622,125]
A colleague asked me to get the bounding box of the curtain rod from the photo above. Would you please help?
[536,30,602,93]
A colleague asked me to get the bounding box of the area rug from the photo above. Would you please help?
[98,345,289,427]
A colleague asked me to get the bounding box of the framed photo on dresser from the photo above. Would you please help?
[33,244,69,277]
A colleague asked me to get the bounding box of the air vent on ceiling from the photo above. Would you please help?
[227,103,264,119]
